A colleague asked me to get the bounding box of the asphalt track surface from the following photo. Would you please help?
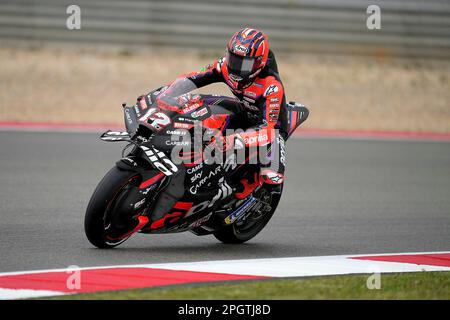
[0,131,449,273]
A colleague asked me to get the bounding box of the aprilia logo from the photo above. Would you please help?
[234,44,248,54]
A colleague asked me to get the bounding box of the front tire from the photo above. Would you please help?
[84,166,141,248]
[213,185,283,244]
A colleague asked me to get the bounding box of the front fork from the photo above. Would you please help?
[108,158,167,239]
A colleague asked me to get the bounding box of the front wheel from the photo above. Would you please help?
[84,166,143,248]
[213,185,283,244]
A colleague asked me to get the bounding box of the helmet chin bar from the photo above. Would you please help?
[229,67,262,88]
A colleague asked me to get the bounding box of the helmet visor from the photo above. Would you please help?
[226,51,257,78]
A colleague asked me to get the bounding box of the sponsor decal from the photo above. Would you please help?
[174,122,194,129]
[105,131,129,136]
[139,107,157,122]
[269,103,280,108]
[269,111,280,117]
[166,129,187,136]
[270,175,283,183]
[191,108,208,119]
[175,116,197,123]
[190,171,202,183]
[148,112,171,131]
[209,178,233,206]
[270,97,279,103]
[100,131,130,141]
[244,133,268,146]
[269,114,278,121]
[187,162,204,184]
[188,212,212,228]
[234,44,248,54]
[225,197,257,224]
[189,166,222,194]
[182,102,202,114]
[263,84,279,97]
[165,140,190,146]
[186,178,232,216]
[187,163,203,174]
[278,136,286,165]
[262,171,284,184]
[141,145,178,176]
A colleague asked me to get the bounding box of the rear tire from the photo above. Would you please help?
[213,184,283,244]
[84,166,141,249]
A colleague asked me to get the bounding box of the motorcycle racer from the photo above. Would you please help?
[138,28,288,225]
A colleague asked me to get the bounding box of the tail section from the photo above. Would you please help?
[286,101,309,139]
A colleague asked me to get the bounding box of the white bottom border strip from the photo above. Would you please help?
[0,289,64,300]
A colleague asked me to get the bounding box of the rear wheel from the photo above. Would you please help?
[213,184,283,244]
[84,166,143,248]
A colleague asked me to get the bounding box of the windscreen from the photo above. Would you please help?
[157,77,199,109]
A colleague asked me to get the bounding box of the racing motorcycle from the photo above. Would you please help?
[84,78,309,248]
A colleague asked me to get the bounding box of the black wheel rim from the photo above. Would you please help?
[103,175,141,244]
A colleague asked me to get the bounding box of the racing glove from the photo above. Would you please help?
[137,93,152,110]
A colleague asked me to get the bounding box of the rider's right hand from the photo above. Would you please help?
[137,94,151,110]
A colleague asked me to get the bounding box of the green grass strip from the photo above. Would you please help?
[51,271,450,300]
